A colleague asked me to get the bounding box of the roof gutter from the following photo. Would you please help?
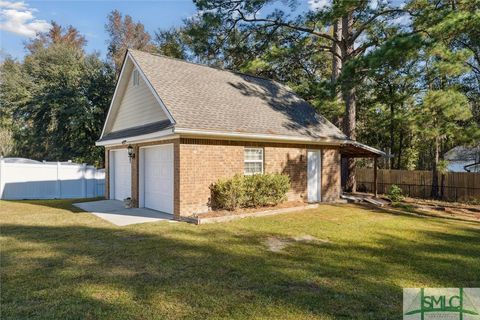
[340,140,386,156]
[96,127,385,157]
[173,127,346,146]
[464,161,480,173]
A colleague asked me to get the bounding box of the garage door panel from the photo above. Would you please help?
[142,144,173,214]
[112,149,131,201]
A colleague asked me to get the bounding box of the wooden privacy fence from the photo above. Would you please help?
[357,168,480,202]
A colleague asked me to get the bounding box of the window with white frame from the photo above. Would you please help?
[244,148,264,175]
[132,69,140,87]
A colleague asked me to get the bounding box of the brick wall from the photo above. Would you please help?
[177,139,341,216]
[105,138,341,218]
[264,146,307,201]
[179,142,244,215]
[321,149,341,202]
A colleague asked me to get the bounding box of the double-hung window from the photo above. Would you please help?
[244,148,263,175]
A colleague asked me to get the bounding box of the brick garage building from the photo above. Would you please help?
[97,49,382,218]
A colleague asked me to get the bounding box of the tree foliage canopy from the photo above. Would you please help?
[1,23,115,166]
[1,1,478,183]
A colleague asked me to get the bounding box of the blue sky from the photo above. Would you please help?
[0,0,321,61]
[0,0,198,60]
[0,0,405,61]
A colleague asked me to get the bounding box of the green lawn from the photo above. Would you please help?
[1,200,479,320]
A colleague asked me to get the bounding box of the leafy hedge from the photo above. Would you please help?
[210,173,290,211]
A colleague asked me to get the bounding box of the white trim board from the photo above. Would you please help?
[96,130,177,147]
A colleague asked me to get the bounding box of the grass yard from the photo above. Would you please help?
[1,200,479,319]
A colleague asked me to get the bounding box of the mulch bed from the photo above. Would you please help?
[193,200,307,219]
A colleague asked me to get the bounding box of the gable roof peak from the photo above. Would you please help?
[126,48,348,141]
[127,49,284,86]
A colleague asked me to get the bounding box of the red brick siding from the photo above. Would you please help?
[105,138,341,218]
[177,139,340,216]
[264,146,307,201]
[321,149,341,202]
[179,142,244,215]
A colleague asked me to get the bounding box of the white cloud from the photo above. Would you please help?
[0,1,50,38]
[308,0,331,11]
[0,0,26,10]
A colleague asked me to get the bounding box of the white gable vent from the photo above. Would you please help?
[132,69,140,87]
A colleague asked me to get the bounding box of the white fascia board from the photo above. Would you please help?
[96,129,177,147]
[127,52,176,124]
[173,127,346,145]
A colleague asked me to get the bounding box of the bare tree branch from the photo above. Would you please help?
[233,9,336,43]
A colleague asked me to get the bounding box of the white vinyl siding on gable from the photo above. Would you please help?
[110,68,168,132]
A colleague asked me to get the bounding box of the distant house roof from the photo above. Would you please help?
[127,49,347,141]
[444,145,480,161]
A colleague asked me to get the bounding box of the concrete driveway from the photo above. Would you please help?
[74,200,175,226]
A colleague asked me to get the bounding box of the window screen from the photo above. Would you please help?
[244,148,263,175]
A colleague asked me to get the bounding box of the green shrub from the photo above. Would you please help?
[388,184,404,202]
[243,173,290,207]
[209,174,245,211]
[210,173,290,210]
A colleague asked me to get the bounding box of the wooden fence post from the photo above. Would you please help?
[374,157,378,198]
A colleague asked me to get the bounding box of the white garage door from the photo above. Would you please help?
[142,144,174,214]
[111,149,131,201]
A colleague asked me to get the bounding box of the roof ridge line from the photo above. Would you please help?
[128,49,283,84]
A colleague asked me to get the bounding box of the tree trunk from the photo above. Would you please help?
[341,12,357,192]
[343,86,357,192]
[331,19,343,128]
[389,95,395,169]
[331,20,342,86]
[431,137,439,199]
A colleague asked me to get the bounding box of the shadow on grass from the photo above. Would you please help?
[1,218,479,319]
[339,202,480,225]
[2,198,104,213]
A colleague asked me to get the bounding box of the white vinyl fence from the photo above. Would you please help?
[0,160,105,200]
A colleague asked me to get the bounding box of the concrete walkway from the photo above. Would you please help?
[74,200,175,226]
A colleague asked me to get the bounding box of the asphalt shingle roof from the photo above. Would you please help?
[129,49,347,141]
